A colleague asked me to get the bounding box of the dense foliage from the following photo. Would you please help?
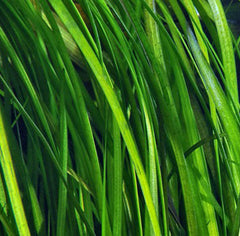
[0,0,240,235]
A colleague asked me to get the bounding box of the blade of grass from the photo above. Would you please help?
[101,107,112,236]
[180,0,209,59]
[56,78,68,236]
[0,105,30,236]
[208,0,238,104]
[112,116,123,236]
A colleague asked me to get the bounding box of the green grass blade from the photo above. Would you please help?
[56,81,68,236]
[208,0,238,103]
[0,106,30,236]
[112,117,123,236]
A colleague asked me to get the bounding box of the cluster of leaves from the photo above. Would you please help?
[0,0,239,235]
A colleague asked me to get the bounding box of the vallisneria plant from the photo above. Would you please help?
[0,0,240,235]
